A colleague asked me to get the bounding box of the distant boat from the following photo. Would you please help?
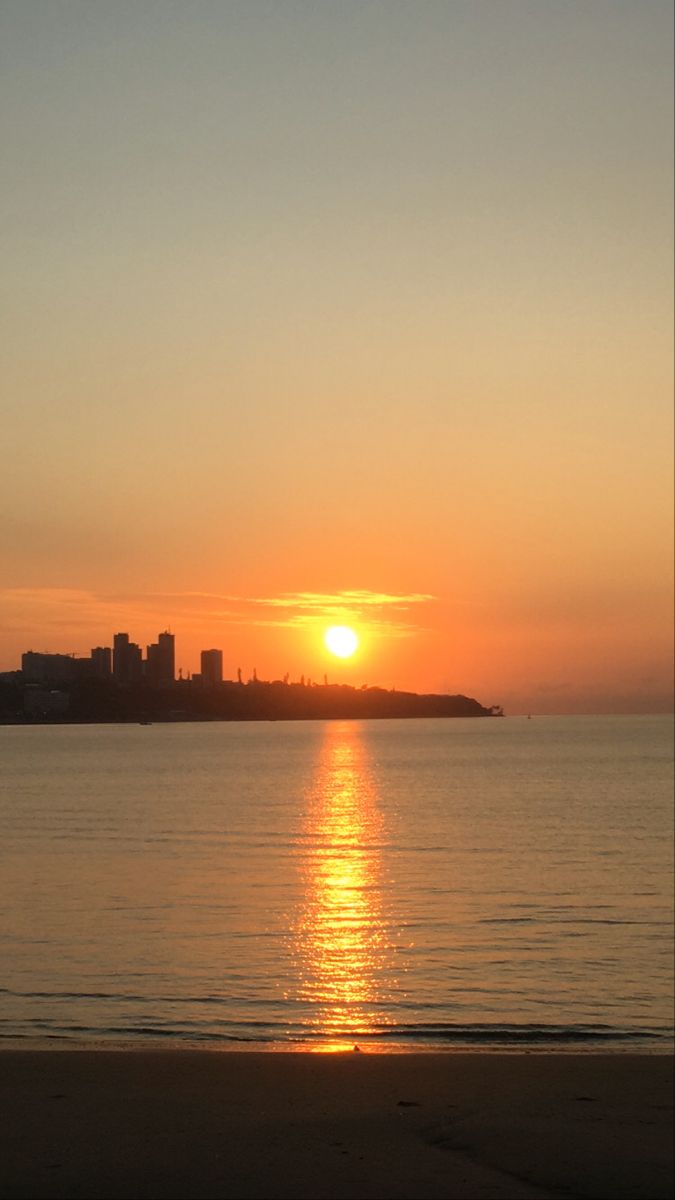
[139,720,152,726]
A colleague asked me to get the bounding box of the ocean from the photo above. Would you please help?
[1,715,672,1051]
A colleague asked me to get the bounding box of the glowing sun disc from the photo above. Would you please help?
[325,625,359,658]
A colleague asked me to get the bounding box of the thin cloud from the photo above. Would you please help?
[0,586,435,644]
[240,590,436,636]
[254,590,434,609]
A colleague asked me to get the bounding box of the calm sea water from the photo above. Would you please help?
[1,716,673,1051]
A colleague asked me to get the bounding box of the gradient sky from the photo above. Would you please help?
[2,0,673,713]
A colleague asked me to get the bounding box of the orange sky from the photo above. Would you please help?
[1,2,673,714]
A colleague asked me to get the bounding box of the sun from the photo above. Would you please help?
[324,625,359,659]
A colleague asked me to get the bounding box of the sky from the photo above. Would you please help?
[1,0,673,714]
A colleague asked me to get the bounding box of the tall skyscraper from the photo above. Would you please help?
[200,649,223,687]
[145,641,160,686]
[157,631,175,685]
[113,633,130,684]
[90,647,112,678]
[113,633,142,685]
[144,632,175,686]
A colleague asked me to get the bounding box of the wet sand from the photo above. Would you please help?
[0,1050,672,1199]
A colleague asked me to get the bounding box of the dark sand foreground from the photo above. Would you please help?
[0,1050,672,1200]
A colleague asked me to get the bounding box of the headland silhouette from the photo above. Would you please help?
[0,629,502,723]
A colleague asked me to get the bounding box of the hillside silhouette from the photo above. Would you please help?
[0,676,501,723]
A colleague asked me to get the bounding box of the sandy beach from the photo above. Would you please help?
[0,1049,671,1200]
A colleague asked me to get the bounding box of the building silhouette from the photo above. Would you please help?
[90,647,112,679]
[146,631,175,686]
[113,633,142,685]
[157,631,175,684]
[22,651,77,685]
[200,649,223,687]
[19,630,175,690]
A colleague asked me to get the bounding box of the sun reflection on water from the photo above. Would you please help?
[292,723,398,1044]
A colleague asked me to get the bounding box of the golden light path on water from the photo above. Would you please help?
[292,723,400,1051]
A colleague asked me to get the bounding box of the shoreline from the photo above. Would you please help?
[0,1048,672,1199]
[1,1035,673,1056]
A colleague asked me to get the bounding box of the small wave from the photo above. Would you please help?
[1,1019,669,1049]
[364,1022,668,1044]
